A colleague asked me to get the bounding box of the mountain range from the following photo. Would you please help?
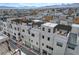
[0,3,79,9]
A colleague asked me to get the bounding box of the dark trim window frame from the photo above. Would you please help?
[42,27,45,31]
[42,43,44,46]
[46,45,53,50]
[31,40,33,42]
[31,33,35,37]
[48,29,51,33]
[42,35,44,39]
[22,35,24,38]
[68,46,75,50]
[57,42,63,47]
[22,29,25,32]
[14,33,16,35]
[15,27,16,30]
[36,42,38,45]
[47,37,50,41]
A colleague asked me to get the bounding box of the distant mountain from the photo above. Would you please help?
[18,6,37,9]
[0,3,79,9]
[39,3,79,9]
[0,6,15,9]
[0,6,37,9]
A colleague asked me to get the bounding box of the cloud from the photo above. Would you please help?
[0,0,78,3]
[0,3,63,7]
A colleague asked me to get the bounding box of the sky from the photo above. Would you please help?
[0,3,64,7]
[0,0,78,3]
[0,0,78,7]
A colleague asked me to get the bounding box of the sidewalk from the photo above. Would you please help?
[9,39,40,55]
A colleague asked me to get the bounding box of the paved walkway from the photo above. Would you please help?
[9,39,39,55]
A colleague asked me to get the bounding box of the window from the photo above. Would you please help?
[10,24,12,28]
[76,13,79,16]
[42,50,47,55]
[15,27,16,30]
[48,29,51,33]
[22,35,24,38]
[18,28,19,31]
[42,43,44,46]
[46,45,53,50]
[42,35,44,39]
[42,27,45,31]
[14,33,16,35]
[13,36,16,40]
[36,42,38,45]
[51,48,53,50]
[4,31,6,34]
[68,45,75,50]
[18,33,20,35]
[29,39,30,41]
[28,31,30,34]
[48,53,52,55]
[47,37,50,41]
[57,42,63,47]
[4,24,5,27]
[52,9,54,11]
[78,32,79,36]
[31,40,33,42]
[46,45,48,48]
[68,33,77,50]
[22,29,25,32]
[31,33,35,37]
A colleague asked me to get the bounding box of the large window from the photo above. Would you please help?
[68,33,77,50]
[68,44,76,50]
[57,42,63,47]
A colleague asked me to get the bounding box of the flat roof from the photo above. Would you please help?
[0,36,5,40]
[42,22,57,28]
[72,24,79,28]
[54,24,72,32]
[32,20,41,22]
